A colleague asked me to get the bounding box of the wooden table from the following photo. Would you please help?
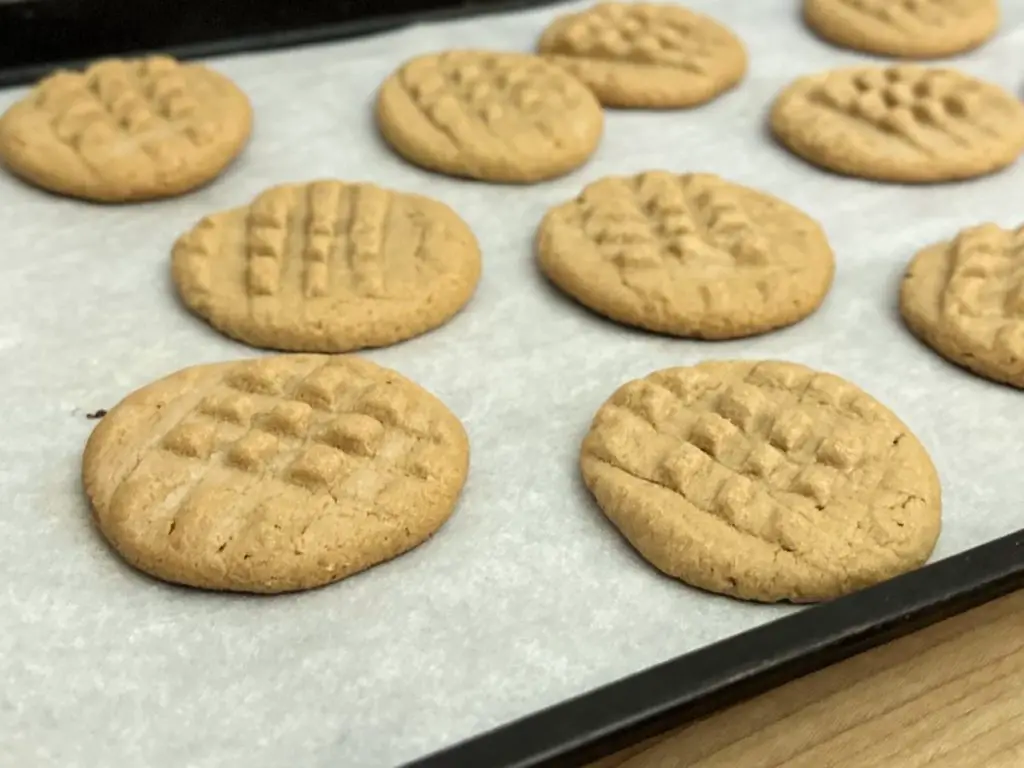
[588,590,1024,768]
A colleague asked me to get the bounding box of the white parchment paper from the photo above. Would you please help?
[2,2,1024,766]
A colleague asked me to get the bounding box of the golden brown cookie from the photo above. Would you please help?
[536,172,835,339]
[82,355,470,593]
[172,179,481,353]
[901,222,1024,389]
[537,2,747,109]
[0,55,251,202]
[803,0,1000,60]
[581,360,942,603]
[771,65,1024,183]
[375,50,603,183]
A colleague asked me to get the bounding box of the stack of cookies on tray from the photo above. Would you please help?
[0,0,1019,604]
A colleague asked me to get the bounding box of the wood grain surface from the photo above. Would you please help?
[588,590,1024,768]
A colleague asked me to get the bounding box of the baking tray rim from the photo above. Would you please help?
[0,0,564,88]
[406,529,1024,767]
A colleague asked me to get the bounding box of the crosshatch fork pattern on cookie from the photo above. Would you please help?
[397,52,587,154]
[808,67,1006,156]
[175,181,451,307]
[580,173,771,275]
[545,3,731,73]
[153,359,448,503]
[943,223,1024,354]
[243,182,396,300]
[585,362,920,549]
[35,56,220,169]
[83,355,469,592]
[835,0,982,29]
[566,172,820,311]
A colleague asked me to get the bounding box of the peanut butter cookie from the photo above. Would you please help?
[172,180,481,353]
[581,360,942,603]
[538,2,747,109]
[0,55,251,202]
[804,0,1000,59]
[376,50,603,183]
[771,65,1024,183]
[82,355,470,593]
[901,222,1024,388]
[537,172,834,339]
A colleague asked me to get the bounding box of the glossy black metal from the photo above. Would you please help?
[0,0,561,87]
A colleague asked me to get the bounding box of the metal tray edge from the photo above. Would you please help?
[405,530,1024,768]
[0,0,563,88]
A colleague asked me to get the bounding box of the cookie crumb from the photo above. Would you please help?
[86,409,107,420]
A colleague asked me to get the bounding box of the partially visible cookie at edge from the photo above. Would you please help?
[771,64,1024,183]
[803,0,1000,60]
[82,354,470,593]
[901,222,1024,389]
[538,2,747,109]
[537,171,835,339]
[0,55,252,202]
[376,50,603,183]
[172,179,481,353]
[580,360,942,603]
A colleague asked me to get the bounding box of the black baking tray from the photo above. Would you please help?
[2,2,1023,767]
[410,530,1024,767]
[0,0,559,87]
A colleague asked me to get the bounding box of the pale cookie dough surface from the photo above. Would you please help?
[538,2,747,109]
[0,56,252,202]
[901,222,1024,389]
[82,355,470,593]
[580,360,942,603]
[537,171,835,339]
[803,0,1000,59]
[771,65,1024,183]
[172,179,481,353]
[375,50,603,183]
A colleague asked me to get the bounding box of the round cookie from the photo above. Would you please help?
[803,0,999,60]
[375,50,603,183]
[0,55,251,202]
[536,171,835,339]
[580,360,942,603]
[537,2,747,109]
[82,355,470,593]
[172,179,481,353]
[771,65,1024,183]
[901,222,1024,389]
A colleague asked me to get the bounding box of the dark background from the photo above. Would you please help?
[0,0,555,87]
